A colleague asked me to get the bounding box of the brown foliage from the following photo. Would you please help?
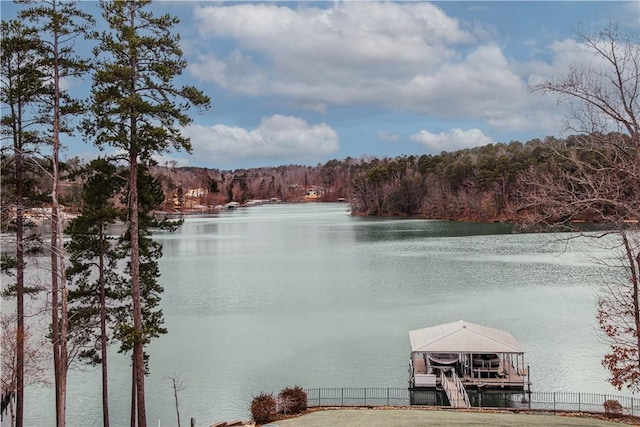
[603,399,623,415]
[278,386,307,415]
[251,392,277,425]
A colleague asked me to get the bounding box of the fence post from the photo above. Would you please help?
[553,392,556,412]
[364,388,367,406]
[341,388,344,406]
[578,392,581,412]
[387,387,390,406]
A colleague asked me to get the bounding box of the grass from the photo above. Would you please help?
[271,407,637,426]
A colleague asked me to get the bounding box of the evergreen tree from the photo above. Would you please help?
[85,2,210,424]
[65,158,126,427]
[0,19,49,427]
[17,2,94,425]
[113,166,179,427]
[114,166,178,350]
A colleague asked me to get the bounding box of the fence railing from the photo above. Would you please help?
[303,387,640,417]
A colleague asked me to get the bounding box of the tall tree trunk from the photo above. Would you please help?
[15,145,24,427]
[99,225,110,427]
[172,378,181,427]
[636,251,640,375]
[622,234,640,374]
[130,362,136,427]
[50,200,62,427]
[51,3,68,422]
[128,6,145,423]
[130,145,145,427]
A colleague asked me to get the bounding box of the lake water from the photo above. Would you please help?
[20,202,627,426]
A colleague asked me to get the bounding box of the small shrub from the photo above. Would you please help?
[251,392,277,424]
[603,399,623,416]
[278,386,307,415]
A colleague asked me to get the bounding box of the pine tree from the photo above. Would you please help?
[17,2,94,425]
[85,2,210,424]
[65,158,126,427]
[0,19,49,427]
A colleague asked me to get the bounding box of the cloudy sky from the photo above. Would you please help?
[4,1,639,170]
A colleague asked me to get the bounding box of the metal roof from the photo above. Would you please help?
[409,320,524,354]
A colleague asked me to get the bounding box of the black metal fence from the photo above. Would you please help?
[304,387,411,407]
[303,388,640,416]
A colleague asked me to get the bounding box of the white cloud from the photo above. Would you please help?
[182,115,339,166]
[189,2,568,134]
[411,128,494,152]
[190,2,476,103]
[398,45,530,122]
[188,2,620,138]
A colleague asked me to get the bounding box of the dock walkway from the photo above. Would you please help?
[440,371,471,408]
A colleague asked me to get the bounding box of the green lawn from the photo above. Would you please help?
[272,408,631,427]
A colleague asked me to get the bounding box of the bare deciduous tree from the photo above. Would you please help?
[532,23,639,162]
[597,232,640,391]
[526,22,640,391]
[167,374,186,427]
[1,313,51,426]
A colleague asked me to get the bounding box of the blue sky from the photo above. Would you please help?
[2,1,639,170]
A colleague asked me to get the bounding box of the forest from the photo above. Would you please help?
[30,131,630,225]
[2,131,636,227]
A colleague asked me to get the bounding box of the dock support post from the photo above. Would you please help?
[190,417,195,427]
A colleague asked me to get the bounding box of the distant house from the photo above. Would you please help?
[304,186,326,200]
[186,188,207,198]
[304,188,319,199]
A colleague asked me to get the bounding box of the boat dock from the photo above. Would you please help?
[408,320,530,408]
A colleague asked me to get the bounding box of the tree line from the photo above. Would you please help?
[129,132,630,227]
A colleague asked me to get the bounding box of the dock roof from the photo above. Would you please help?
[409,320,524,354]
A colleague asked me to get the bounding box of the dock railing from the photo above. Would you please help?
[303,388,640,417]
[439,371,453,405]
[439,370,471,408]
[452,371,471,408]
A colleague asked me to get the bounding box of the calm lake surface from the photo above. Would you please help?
[22,202,626,426]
